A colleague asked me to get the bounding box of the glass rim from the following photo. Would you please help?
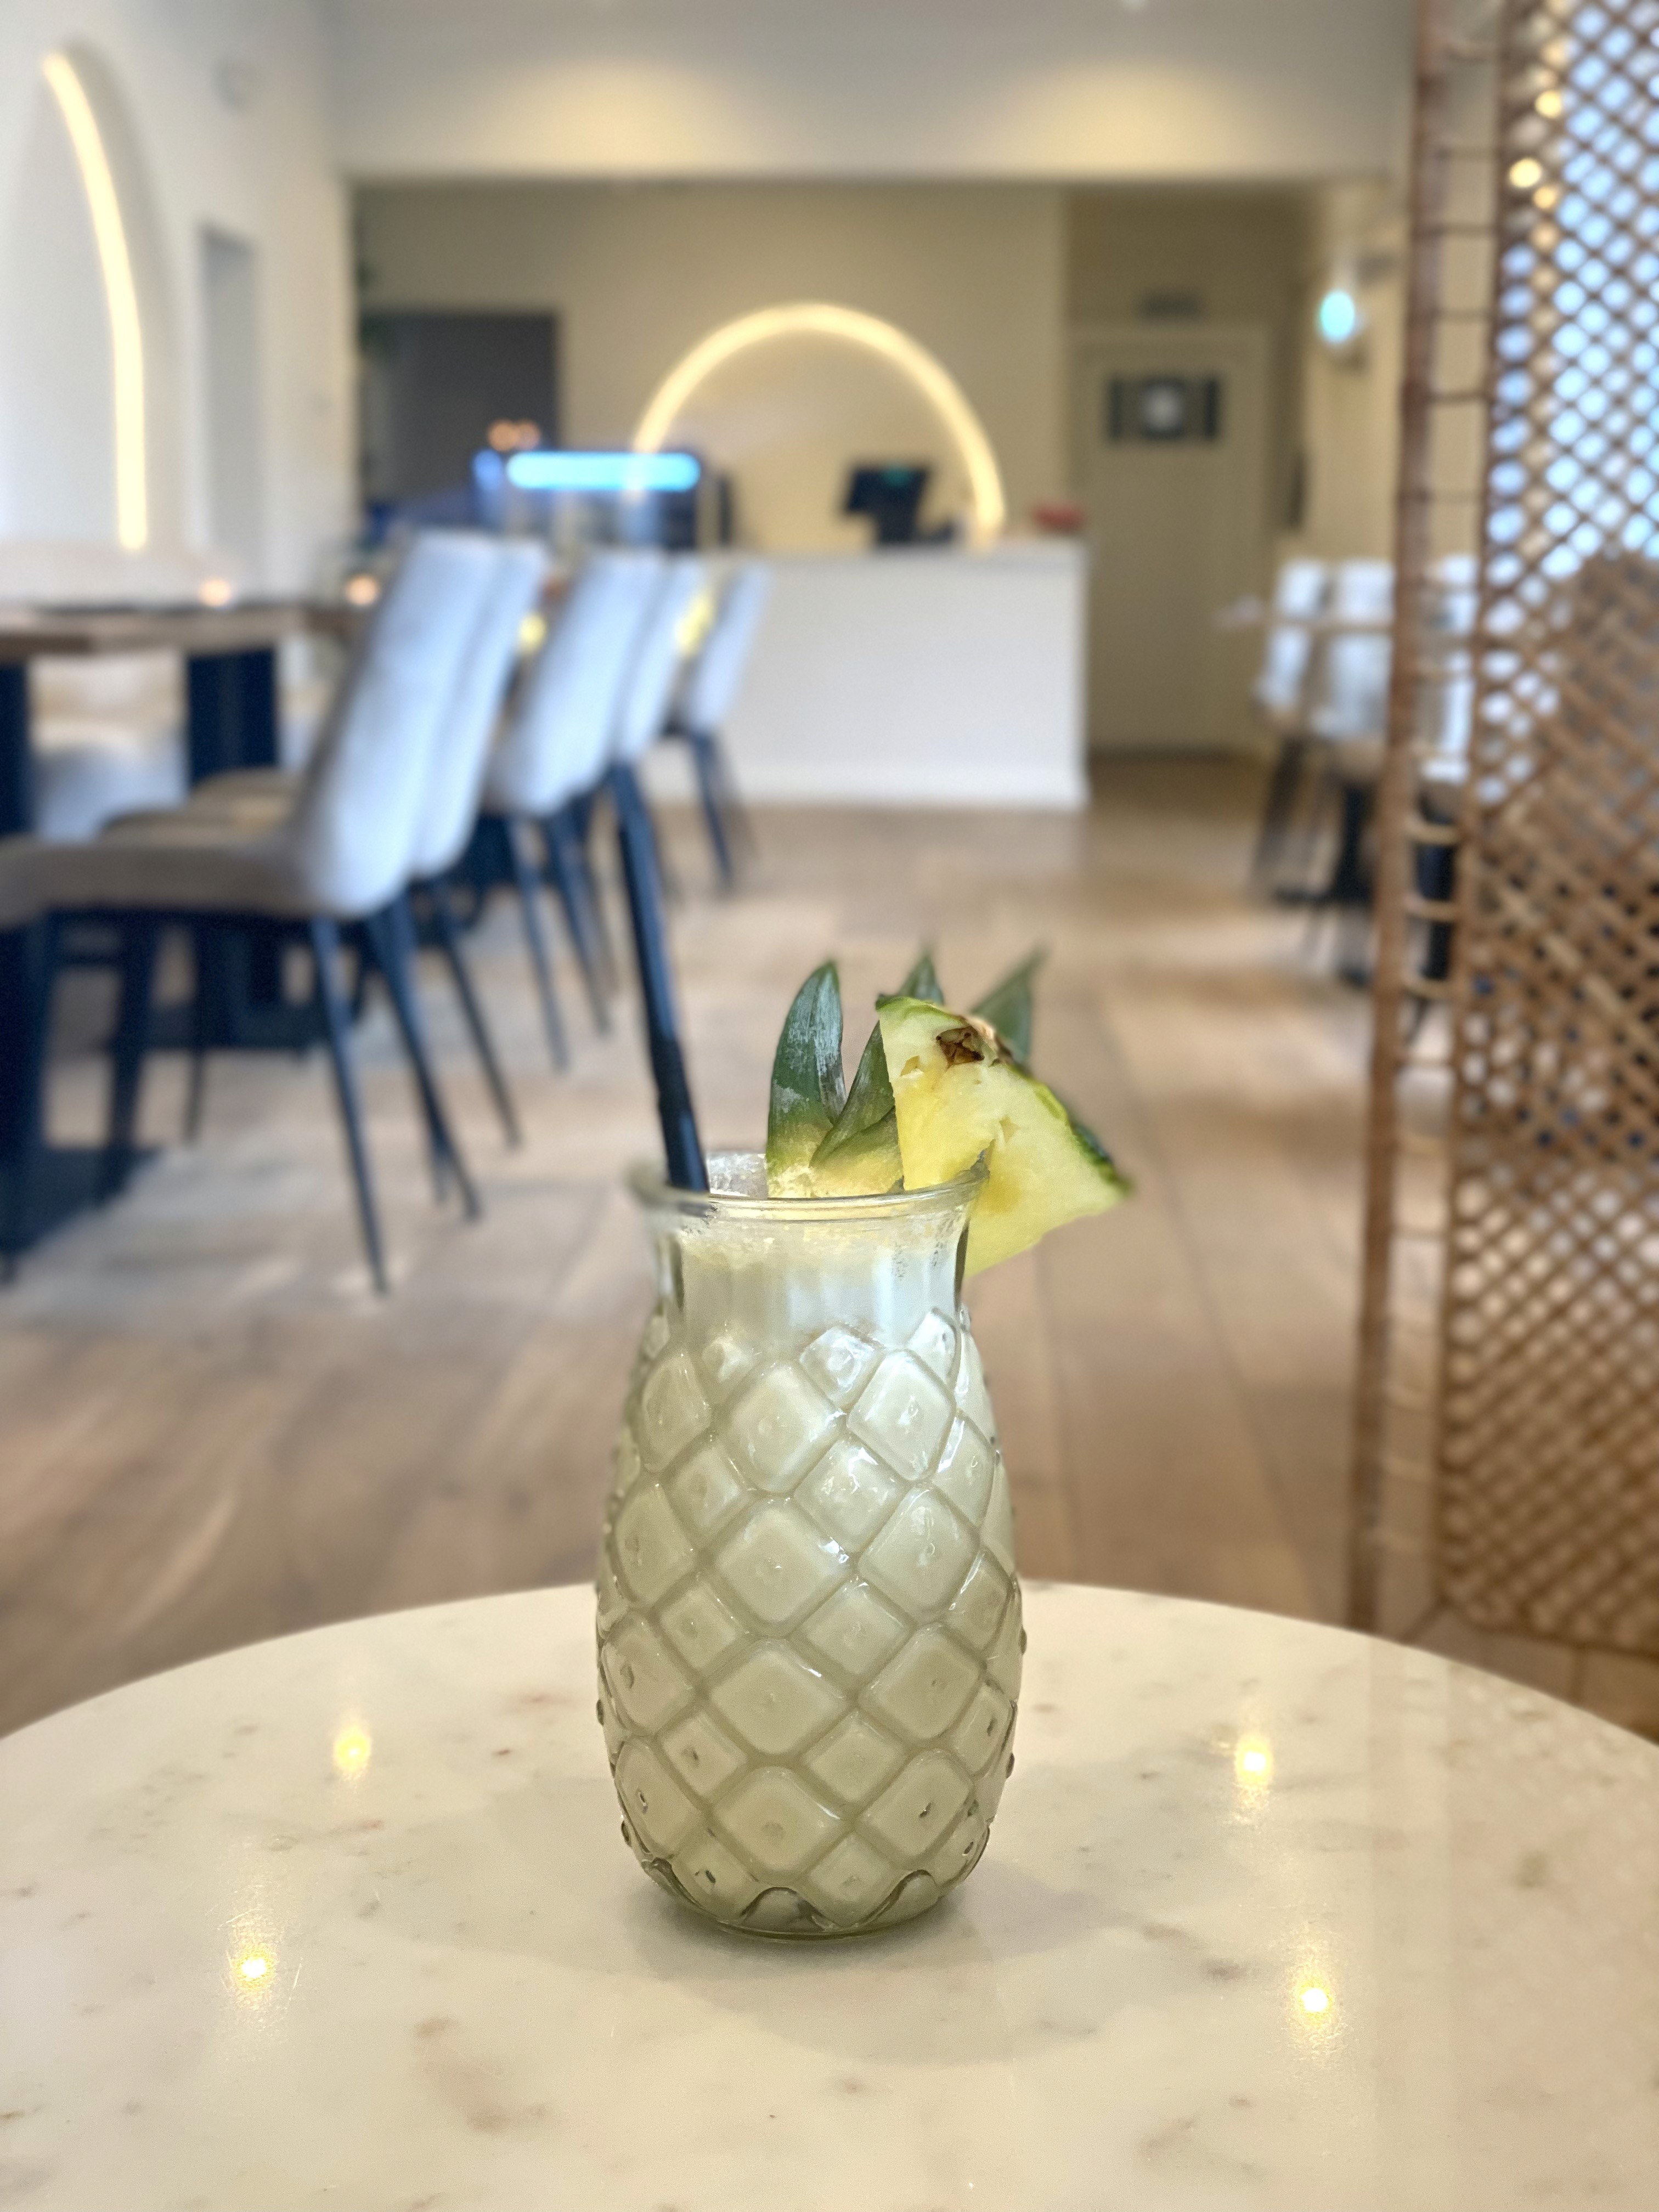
[627,1149,986,1222]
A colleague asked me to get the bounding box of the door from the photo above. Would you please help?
[1073,325,1268,752]
[358,311,558,520]
[201,229,265,580]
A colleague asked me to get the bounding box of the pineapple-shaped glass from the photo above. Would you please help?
[596,1153,1022,1938]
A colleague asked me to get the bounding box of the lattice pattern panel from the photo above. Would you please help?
[1438,0,1659,1650]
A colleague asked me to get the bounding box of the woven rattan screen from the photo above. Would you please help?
[1440,0,1659,1651]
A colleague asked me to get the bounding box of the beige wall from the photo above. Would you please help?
[1065,188,1309,539]
[355,181,1067,550]
[1293,180,1408,562]
[1064,184,1412,568]
[356,173,1411,571]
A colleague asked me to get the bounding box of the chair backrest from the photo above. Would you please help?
[1311,557,1395,743]
[411,538,548,879]
[678,561,773,734]
[284,532,499,916]
[611,556,712,766]
[1252,557,1328,725]
[486,551,667,818]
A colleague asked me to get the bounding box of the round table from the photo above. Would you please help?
[3,1585,1656,2210]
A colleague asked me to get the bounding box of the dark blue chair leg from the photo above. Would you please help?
[687,730,736,888]
[1252,732,1312,887]
[102,916,160,1199]
[504,816,569,1071]
[610,763,707,1193]
[183,921,224,1140]
[1419,835,1457,986]
[354,911,448,1205]
[708,730,758,859]
[565,799,620,991]
[308,916,388,1293]
[425,874,521,1148]
[2,915,60,1276]
[0,664,34,836]
[539,809,611,1031]
[368,897,482,1222]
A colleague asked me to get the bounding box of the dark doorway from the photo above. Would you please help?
[358,310,559,518]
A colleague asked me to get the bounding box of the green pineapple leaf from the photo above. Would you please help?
[971,949,1046,1064]
[809,1023,904,1195]
[766,961,847,1192]
[897,949,944,1005]
[806,950,950,1195]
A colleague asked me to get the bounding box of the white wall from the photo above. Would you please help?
[1,72,115,540]
[328,0,1414,184]
[0,1,353,585]
[357,182,1068,547]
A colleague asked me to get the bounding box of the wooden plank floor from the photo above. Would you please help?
[0,759,1372,1738]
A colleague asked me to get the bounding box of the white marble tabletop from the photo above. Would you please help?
[3,1583,1657,2211]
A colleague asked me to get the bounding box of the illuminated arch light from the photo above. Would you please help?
[631,302,1007,545]
[42,50,147,549]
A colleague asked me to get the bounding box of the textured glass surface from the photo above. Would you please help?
[597,1157,1022,1937]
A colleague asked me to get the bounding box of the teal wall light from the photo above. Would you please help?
[1317,287,1362,348]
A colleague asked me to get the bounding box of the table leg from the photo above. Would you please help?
[186,646,279,783]
[0,921,32,1162]
[0,916,122,1266]
[1327,781,1374,909]
[186,647,282,1005]
[0,663,33,836]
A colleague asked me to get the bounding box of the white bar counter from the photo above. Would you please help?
[655,540,1087,810]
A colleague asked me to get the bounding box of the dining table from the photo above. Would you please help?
[0,597,359,836]
[0,597,358,1259]
[2,1579,1655,2210]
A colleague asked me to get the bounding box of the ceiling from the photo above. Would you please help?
[324,0,1415,183]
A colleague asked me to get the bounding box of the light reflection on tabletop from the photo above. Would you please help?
[1233,1731,1273,1791]
[332,1719,373,1780]
[1,1583,1656,2211]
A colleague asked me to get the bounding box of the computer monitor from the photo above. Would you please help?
[843,464,931,546]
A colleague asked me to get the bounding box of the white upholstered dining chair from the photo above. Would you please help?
[0,533,500,1290]
[665,560,771,887]
[479,550,667,1047]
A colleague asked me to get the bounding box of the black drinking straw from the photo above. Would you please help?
[611,761,709,1192]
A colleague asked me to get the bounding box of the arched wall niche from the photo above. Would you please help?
[0,40,183,548]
